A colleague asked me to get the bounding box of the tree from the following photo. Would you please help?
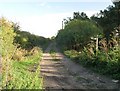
[56,13,102,51]
[73,12,89,20]
[12,23,50,50]
[90,1,120,49]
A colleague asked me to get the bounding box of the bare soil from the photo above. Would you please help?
[40,43,120,90]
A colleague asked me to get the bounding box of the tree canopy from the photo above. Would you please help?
[56,12,102,51]
[90,1,120,48]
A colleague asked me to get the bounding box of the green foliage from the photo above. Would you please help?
[56,4,120,80]
[90,1,120,48]
[49,49,58,61]
[0,17,43,89]
[64,47,120,80]
[49,49,56,54]
[73,12,89,20]
[64,50,79,60]
[4,54,43,89]
[50,52,56,60]
[13,23,50,50]
[0,17,16,58]
[0,17,16,89]
[56,16,102,51]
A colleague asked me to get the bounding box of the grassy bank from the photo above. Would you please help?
[0,18,45,90]
[2,48,43,89]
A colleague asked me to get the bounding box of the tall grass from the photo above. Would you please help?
[0,18,43,89]
[2,47,43,89]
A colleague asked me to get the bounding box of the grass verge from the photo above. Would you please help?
[2,54,43,89]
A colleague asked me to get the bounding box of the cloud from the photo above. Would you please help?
[111,0,120,2]
[0,0,112,3]
[1,11,97,38]
[7,13,72,38]
[39,2,47,6]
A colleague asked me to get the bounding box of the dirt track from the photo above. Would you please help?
[40,43,119,90]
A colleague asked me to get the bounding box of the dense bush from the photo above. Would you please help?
[64,50,80,60]
[56,15,102,51]
[0,18,16,58]
[14,27,50,50]
[64,47,120,80]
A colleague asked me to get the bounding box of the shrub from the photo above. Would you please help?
[64,46,120,80]
[30,47,42,56]
[64,50,79,59]
[0,17,16,88]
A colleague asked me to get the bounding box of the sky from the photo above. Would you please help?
[0,0,113,38]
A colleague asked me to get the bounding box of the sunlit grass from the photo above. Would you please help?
[2,55,43,89]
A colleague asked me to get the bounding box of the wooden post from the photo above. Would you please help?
[96,35,98,52]
[62,21,63,29]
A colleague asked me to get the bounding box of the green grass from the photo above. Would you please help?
[3,55,43,89]
[49,49,61,61]
[50,49,56,60]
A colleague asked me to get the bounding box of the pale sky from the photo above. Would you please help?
[0,0,113,38]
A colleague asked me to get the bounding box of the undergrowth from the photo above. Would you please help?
[64,46,120,80]
[2,47,43,89]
